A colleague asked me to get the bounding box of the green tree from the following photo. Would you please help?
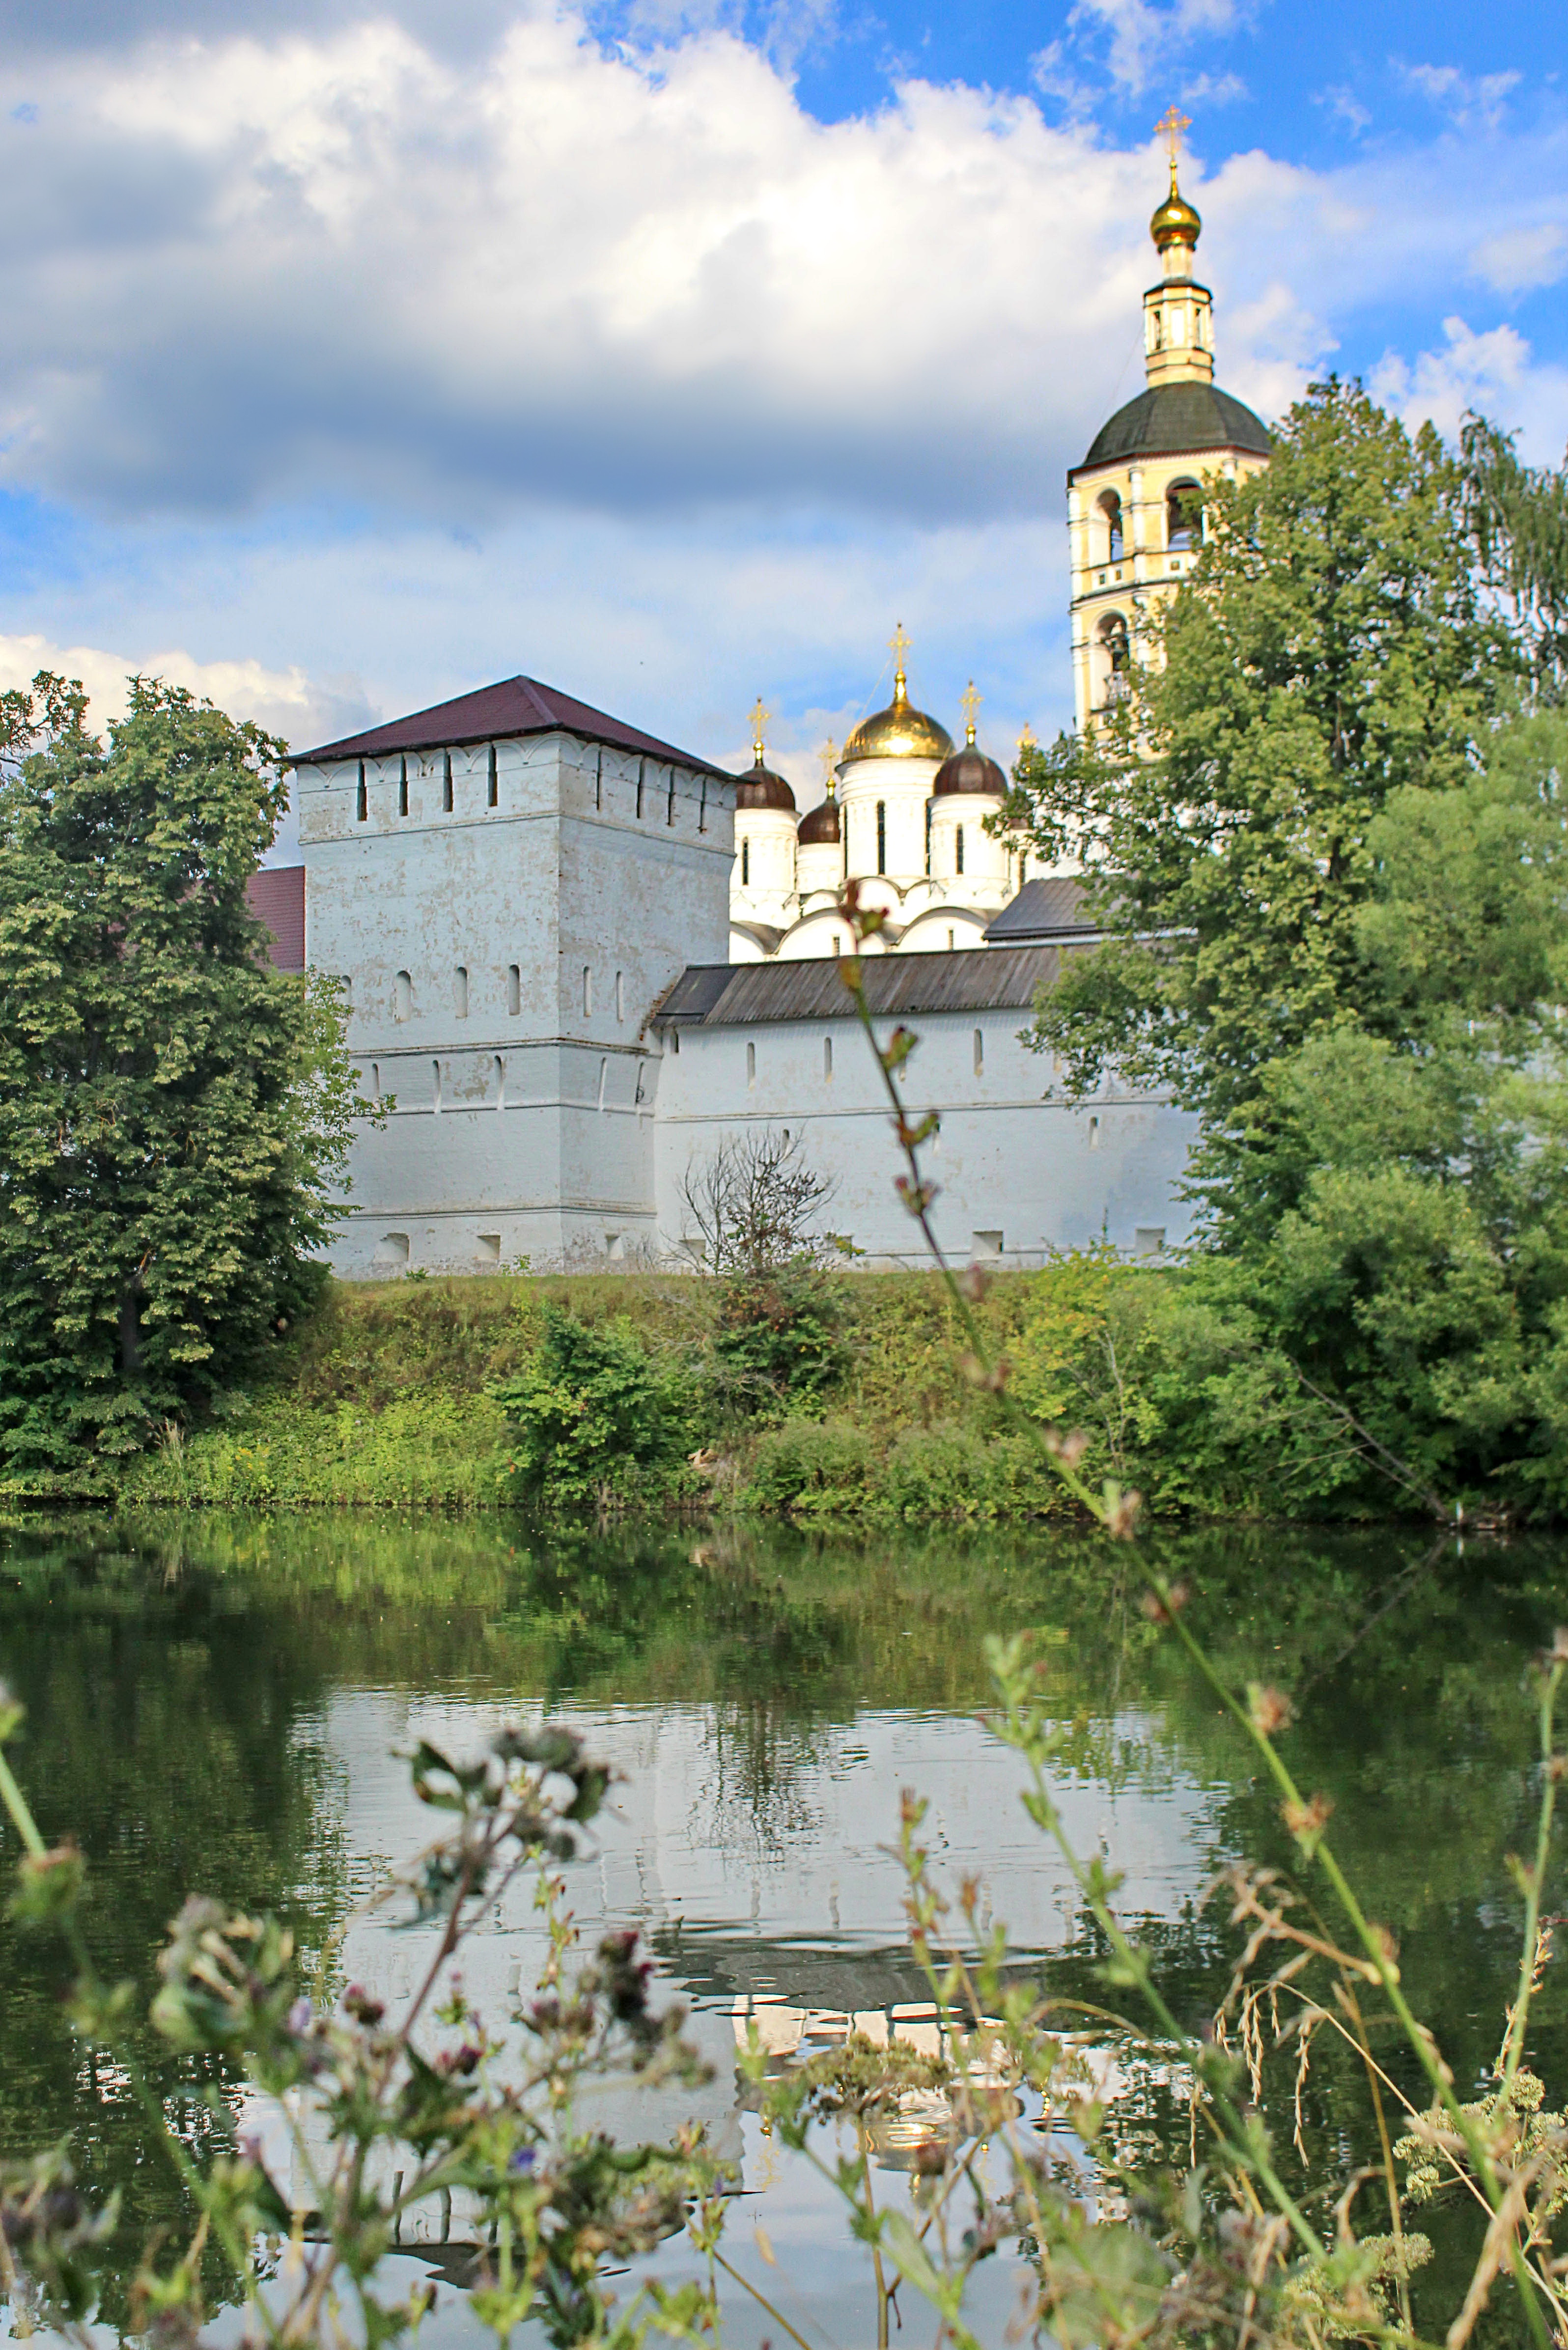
[0,673,367,1478]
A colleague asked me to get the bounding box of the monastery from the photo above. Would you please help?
[270,143,1269,1275]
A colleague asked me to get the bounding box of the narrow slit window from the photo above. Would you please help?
[699,778,707,834]
[955,825,965,875]
[1089,1115,1101,1149]
[398,755,409,817]
[636,759,645,819]
[615,970,624,1022]
[443,750,453,812]
[823,1035,833,1080]
[394,970,412,1022]
[597,1056,608,1111]
[370,1061,380,1100]
[746,1040,756,1088]
[432,1059,442,1113]
[973,1027,984,1075]
[507,963,521,1017]
[356,760,367,822]
[454,965,469,1018]
[595,748,604,812]
[667,772,676,826]
[494,1056,504,1111]
[488,744,499,807]
[948,928,955,950]
[582,966,592,1017]
[741,838,750,887]
[924,799,932,873]
[876,800,887,875]
[670,1028,680,1055]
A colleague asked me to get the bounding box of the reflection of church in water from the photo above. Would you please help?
[280,146,1270,1274]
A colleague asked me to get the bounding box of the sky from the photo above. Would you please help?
[0,0,1563,852]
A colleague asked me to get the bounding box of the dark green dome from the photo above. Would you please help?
[1080,382,1270,471]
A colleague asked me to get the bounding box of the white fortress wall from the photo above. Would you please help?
[654,999,1197,1267]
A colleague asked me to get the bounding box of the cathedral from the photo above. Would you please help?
[276,147,1268,1275]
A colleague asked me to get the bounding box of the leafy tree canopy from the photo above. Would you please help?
[1003,382,1568,1511]
[0,672,367,1480]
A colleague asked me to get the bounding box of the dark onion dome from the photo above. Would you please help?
[1079,381,1270,471]
[798,789,840,843]
[932,743,1007,798]
[734,755,796,812]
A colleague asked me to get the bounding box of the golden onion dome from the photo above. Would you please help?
[841,652,953,767]
[1150,168,1201,253]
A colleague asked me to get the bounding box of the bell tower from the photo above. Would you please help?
[1064,110,1271,733]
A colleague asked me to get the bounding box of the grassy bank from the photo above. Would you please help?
[85,1251,1432,1522]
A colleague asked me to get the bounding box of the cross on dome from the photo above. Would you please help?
[961,680,981,746]
[888,622,911,700]
[749,697,770,764]
[818,737,838,797]
[1154,103,1191,182]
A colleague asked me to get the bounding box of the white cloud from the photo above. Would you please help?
[1371,316,1568,461]
[1398,61,1521,132]
[1062,0,1248,100]
[1315,83,1369,137]
[1471,223,1567,299]
[0,632,373,860]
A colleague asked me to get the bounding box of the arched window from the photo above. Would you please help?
[443,750,453,813]
[955,825,965,876]
[507,963,521,1017]
[488,744,499,807]
[356,760,367,823]
[432,1059,442,1113]
[741,838,750,887]
[876,800,887,875]
[746,1040,756,1088]
[394,970,412,1022]
[1096,612,1131,707]
[582,966,592,1017]
[635,758,645,819]
[454,965,469,1018]
[398,755,409,817]
[1097,489,1124,564]
[494,1056,504,1111]
[823,1035,833,1080]
[615,970,624,1023]
[1166,479,1202,552]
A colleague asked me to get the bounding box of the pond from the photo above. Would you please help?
[1,1511,1566,2345]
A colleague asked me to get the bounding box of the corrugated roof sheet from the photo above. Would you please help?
[984,876,1098,943]
[294,673,735,779]
[654,947,1062,1027]
[246,865,305,971]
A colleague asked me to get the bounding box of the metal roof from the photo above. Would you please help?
[984,876,1099,944]
[653,947,1062,1027]
[294,673,735,778]
[246,865,305,971]
[1074,382,1270,474]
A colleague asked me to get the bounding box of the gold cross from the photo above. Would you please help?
[960,680,981,744]
[749,697,769,761]
[1017,722,1037,753]
[818,736,838,785]
[888,621,911,691]
[1154,104,1191,176]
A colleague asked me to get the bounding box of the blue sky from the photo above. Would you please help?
[0,0,1562,829]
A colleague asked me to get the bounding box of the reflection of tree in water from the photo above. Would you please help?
[5,1508,1568,2340]
[0,1517,353,2323]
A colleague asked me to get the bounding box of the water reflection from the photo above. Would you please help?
[2,1511,1568,2341]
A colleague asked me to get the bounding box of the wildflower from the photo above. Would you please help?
[1247,1684,1295,1739]
[285,1998,314,2038]
[1141,1578,1191,1623]
[343,1986,385,2027]
[1282,1792,1334,1856]
[1043,1426,1089,1468]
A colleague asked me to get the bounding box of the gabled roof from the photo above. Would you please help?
[653,947,1062,1028]
[984,876,1101,945]
[294,674,735,779]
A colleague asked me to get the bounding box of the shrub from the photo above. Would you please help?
[491,1305,696,1511]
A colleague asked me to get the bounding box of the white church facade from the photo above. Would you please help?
[283,152,1260,1275]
